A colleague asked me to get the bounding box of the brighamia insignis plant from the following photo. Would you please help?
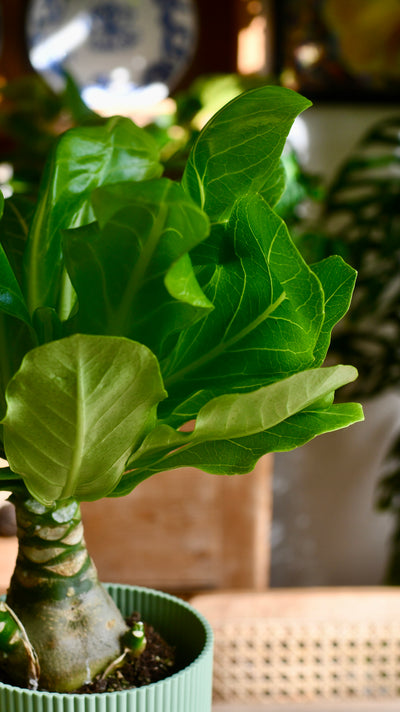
[0,86,363,692]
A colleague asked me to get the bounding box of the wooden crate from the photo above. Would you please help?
[82,456,272,593]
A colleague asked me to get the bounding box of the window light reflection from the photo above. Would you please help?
[295,43,324,68]
[30,13,92,71]
[82,81,169,115]
[287,116,310,164]
[237,14,267,75]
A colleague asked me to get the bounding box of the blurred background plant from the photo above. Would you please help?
[294,114,400,583]
[0,72,102,196]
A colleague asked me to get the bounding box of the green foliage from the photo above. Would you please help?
[182,85,301,220]
[3,335,166,504]
[64,179,211,353]
[0,86,363,505]
[297,115,400,399]
[148,73,323,225]
[117,365,361,495]
[24,117,163,315]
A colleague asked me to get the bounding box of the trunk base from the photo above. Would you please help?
[6,581,128,691]
[5,497,128,691]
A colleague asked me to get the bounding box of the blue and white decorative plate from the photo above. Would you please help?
[26,0,198,111]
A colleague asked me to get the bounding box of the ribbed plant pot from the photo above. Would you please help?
[0,583,214,712]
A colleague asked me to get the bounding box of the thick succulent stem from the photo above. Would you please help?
[3,495,128,692]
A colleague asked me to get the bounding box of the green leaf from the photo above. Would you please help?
[23,117,163,315]
[61,71,104,126]
[0,209,36,433]
[137,364,358,459]
[0,244,30,325]
[63,179,212,355]
[161,195,325,415]
[152,402,363,477]
[0,466,23,481]
[164,252,212,308]
[182,85,311,222]
[183,365,357,441]
[0,314,36,438]
[311,255,357,366]
[120,403,363,488]
[2,334,167,505]
[0,196,35,287]
[115,364,363,494]
[32,307,63,345]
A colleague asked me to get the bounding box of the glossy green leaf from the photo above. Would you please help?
[115,364,362,493]
[63,179,212,355]
[23,117,163,315]
[32,307,63,345]
[161,195,325,414]
[61,71,104,126]
[182,85,311,222]
[311,255,357,366]
[0,199,38,439]
[0,314,36,443]
[0,196,35,287]
[153,403,363,476]
[164,252,212,308]
[2,334,167,505]
[0,200,38,437]
[118,403,363,491]
[0,465,23,481]
[0,244,30,324]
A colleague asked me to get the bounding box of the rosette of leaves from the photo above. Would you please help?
[0,86,362,690]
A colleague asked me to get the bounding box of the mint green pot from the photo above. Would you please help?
[0,584,214,712]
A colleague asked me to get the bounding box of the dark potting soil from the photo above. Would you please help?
[74,612,176,694]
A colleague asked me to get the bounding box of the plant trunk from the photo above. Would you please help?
[3,495,128,692]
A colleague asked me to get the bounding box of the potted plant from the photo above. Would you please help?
[0,85,363,710]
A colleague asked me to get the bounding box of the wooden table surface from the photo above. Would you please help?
[213,701,400,712]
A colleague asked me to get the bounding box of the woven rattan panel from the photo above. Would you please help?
[212,619,400,703]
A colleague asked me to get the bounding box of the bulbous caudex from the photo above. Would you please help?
[1,495,129,692]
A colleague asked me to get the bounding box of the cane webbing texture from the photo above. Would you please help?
[211,617,400,703]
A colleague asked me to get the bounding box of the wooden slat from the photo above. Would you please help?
[192,586,400,621]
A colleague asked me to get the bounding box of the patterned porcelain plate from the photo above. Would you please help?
[26,0,198,111]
